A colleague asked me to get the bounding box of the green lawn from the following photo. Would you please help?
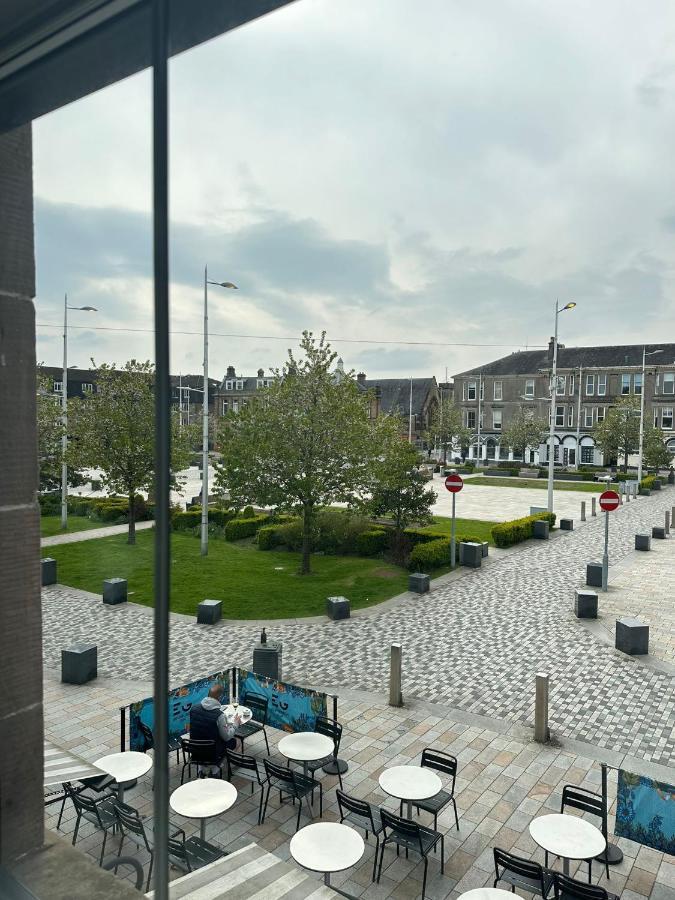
[45,530,410,619]
[419,516,496,544]
[40,515,104,537]
[463,476,607,492]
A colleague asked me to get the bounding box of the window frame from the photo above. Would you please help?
[524,378,535,398]
[584,407,594,428]
[465,409,476,430]
[597,373,606,396]
[225,380,233,391]
[493,380,502,401]
[621,374,631,395]
[492,409,502,431]
[53,380,63,394]
[555,405,565,427]
[221,400,228,414]
[663,373,674,395]
[585,374,595,396]
[633,373,642,396]
[596,406,605,424]
[662,407,674,429]
[581,446,594,464]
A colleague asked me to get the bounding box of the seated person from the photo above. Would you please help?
[189,684,240,774]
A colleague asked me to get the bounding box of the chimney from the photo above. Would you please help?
[226,365,235,378]
[357,372,366,385]
[257,368,264,378]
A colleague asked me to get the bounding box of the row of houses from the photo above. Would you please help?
[41,340,675,465]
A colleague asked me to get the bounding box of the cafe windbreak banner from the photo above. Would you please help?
[615,770,675,855]
[236,668,327,733]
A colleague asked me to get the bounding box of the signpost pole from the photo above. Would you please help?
[602,510,609,592]
[451,492,456,570]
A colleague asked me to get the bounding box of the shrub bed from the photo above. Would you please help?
[257,524,286,550]
[407,531,489,570]
[491,512,556,548]
[224,513,270,541]
[640,475,656,493]
[355,528,389,556]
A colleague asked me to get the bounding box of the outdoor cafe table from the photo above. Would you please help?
[170,779,237,841]
[278,732,334,779]
[459,890,520,900]
[379,765,442,820]
[529,813,606,876]
[94,751,152,803]
[290,821,364,886]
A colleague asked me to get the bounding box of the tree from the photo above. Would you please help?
[426,394,470,465]
[366,417,435,561]
[501,406,548,460]
[593,396,640,471]
[215,331,376,574]
[36,368,65,492]
[642,426,673,471]
[68,360,194,543]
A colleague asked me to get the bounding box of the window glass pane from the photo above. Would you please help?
[597,407,605,423]
[466,410,476,429]
[586,375,594,395]
[581,446,593,464]
[584,407,593,427]
[494,381,502,400]
[467,381,477,400]
[663,408,673,429]
[633,373,642,395]
[664,373,674,394]
[525,379,535,397]
[493,410,502,430]
[555,406,565,426]
[621,374,630,394]
[556,375,565,395]
[597,374,606,396]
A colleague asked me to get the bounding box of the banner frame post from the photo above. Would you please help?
[595,763,624,865]
[120,706,126,752]
[323,693,348,776]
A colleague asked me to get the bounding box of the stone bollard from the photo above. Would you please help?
[408,573,430,594]
[197,599,222,624]
[42,558,57,586]
[635,534,651,551]
[534,673,550,743]
[326,596,351,619]
[652,526,666,540]
[672,505,675,525]
[62,642,98,684]
[666,511,671,536]
[581,501,586,522]
[591,496,597,517]
[574,590,598,618]
[615,618,649,655]
[586,562,603,587]
[533,520,549,540]
[459,542,482,568]
[389,643,403,707]
[103,578,127,605]
[560,518,574,531]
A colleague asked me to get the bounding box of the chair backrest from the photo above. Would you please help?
[421,747,457,790]
[560,785,605,821]
[65,782,104,823]
[263,758,294,790]
[553,872,609,900]
[243,692,268,724]
[167,836,190,873]
[182,737,218,765]
[225,747,261,784]
[380,808,423,855]
[336,789,375,829]
[113,801,152,851]
[139,721,154,752]
[494,847,545,887]
[315,716,342,752]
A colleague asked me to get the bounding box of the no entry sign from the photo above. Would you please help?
[599,490,620,512]
[445,473,464,493]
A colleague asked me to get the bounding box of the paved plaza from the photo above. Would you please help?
[43,486,675,768]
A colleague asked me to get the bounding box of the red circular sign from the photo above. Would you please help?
[599,489,620,511]
[444,473,464,493]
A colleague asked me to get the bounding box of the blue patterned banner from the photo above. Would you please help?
[128,671,230,751]
[615,769,675,855]
[236,668,327,733]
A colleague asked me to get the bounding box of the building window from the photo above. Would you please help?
[596,407,605,423]
[663,408,673,429]
[663,373,674,395]
[633,373,642,395]
[256,378,271,389]
[53,380,63,393]
[225,380,233,390]
[222,400,228,414]
[569,374,575,396]
[232,400,239,413]
[555,375,566,396]
[597,374,606,396]
[82,382,93,393]
[586,374,595,396]
[568,407,574,427]
[493,381,502,400]
[524,379,535,398]
[465,409,476,429]
[584,407,593,427]
[236,380,244,390]
[555,405,565,427]
[493,409,502,430]
[621,374,630,395]
[581,446,594,464]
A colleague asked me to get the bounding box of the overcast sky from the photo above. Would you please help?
[33,0,675,381]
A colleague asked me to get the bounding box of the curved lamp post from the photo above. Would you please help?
[547,301,576,514]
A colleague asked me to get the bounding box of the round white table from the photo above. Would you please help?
[529,813,606,875]
[290,821,364,886]
[459,890,520,900]
[222,704,252,725]
[278,732,334,779]
[170,779,237,841]
[379,765,442,820]
[95,751,152,803]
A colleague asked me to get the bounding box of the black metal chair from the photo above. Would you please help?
[235,693,270,754]
[139,720,182,765]
[291,717,344,791]
[261,759,322,832]
[180,737,224,783]
[403,747,459,832]
[493,847,554,898]
[225,747,268,824]
[113,801,186,891]
[336,788,383,881]
[65,782,118,866]
[552,872,618,900]
[48,772,115,831]
[547,786,609,882]
[168,834,226,875]
[376,808,444,900]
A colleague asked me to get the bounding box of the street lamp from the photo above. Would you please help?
[637,347,663,483]
[547,300,576,514]
[202,266,238,556]
[61,295,97,529]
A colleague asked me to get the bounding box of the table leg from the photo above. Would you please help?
[118,784,124,804]
[563,857,570,876]
[406,800,412,820]
[303,762,309,779]
[200,818,206,841]
[324,873,331,886]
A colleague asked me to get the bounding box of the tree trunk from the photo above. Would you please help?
[300,503,312,575]
[128,491,136,545]
[622,451,628,473]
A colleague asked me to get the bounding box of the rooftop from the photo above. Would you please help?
[456,344,675,378]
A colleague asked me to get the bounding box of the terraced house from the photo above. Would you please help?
[454,341,675,466]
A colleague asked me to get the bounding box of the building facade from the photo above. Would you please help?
[358,373,439,446]
[213,365,275,418]
[454,341,675,466]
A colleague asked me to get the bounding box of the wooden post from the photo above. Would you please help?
[534,673,550,743]
[389,644,403,707]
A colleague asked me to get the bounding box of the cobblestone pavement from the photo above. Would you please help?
[42,489,675,766]
[44,674,675,899]
[41,519,154,547]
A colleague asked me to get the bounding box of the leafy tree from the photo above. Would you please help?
[36,368,65,492]
[593,396,640,471]
[215,332,376,574]
[501,406,548,459]
[426,394,470,465]
[68,360,194,543]
[642,426,673,471]
[366,417,435,561]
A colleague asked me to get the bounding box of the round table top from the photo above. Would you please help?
[529,813,606,861]
[278,732,334,763]
[459,890,520,900]
[379,765,442,802]
[170,779,237,820]
[290,822,364,875]
[95,751,152,784]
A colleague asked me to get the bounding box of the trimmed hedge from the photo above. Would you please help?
[491,512,556,548]
[355,528,389,556]
[640,475,656,492]
[407,532,488,570]
[173,507,237,531]
[257,524,286,550]
[224,514,269,541]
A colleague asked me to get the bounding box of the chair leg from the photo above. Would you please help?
[260,784,272,825]
[319,785,323,818]
[296,796,302,832]
[588,861,592,884]
[57,793,68,831]
[114,834,125,873]
[72,813,81,846]
[440,834,444,874]
[453,797,459,831]
[146,852,154,892]
[372,836,379,882]
[422,856,428,900]
[257,787,265,825]
[98,829,108,866]
[376,841,385,883]
[263,728,270,755]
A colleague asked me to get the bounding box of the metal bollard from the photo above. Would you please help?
[672,505,675,525]
[389,643,403,707]
[666,511,671,536]
[581,501,586,522]
[534,673,550,743]
[592,496,597,517]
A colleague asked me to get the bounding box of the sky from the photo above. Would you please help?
[33,0,675,381]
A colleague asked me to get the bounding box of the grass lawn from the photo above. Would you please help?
[419,516,496,544]
[40,515,104,537]
[45,530,410,619]
[463,476,606,492]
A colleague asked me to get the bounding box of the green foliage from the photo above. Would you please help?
[224,514,269,541]
[172,507,237,533]
[37,368,66,492]
[355,528,389,556]
[257,524,286,550]
[491,512,556,548]
[257,509,384,557]
[592,396,640,471]
[642,426,673,470]
[426,395,470,462]
[640,475,656,491]
[408,532,488,570]
[242,505,255,517]
[501,406,548,456]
